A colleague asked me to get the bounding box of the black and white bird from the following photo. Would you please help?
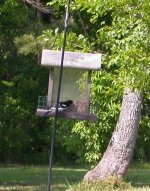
[48,100,73,113]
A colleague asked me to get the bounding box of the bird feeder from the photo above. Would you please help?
[36,49,102,121]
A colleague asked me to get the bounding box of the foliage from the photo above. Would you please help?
[0,0,52,164]
[47,0,150,164]
[14,0,123,164]
[0,0,150,165]
[70,0,150,163]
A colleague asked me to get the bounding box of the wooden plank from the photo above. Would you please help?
[36,109,97,121]
[41,49,102,70]
[47,68,54,107]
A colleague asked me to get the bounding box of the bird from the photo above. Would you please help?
[47,100,73,113]
[51,100,73,112]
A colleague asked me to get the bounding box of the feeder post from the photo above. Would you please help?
[47,1,71,191]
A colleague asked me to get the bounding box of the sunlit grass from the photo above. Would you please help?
[0,163,149,191]
[0,165,87,191]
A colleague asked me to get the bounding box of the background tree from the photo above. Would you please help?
[82,0,150,180]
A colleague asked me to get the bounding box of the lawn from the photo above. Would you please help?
[0,165,86,191]
[0,163,149,191]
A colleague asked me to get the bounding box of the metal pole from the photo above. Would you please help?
[47,1,71,191]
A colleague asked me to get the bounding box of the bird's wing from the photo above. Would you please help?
[61,103,68,108]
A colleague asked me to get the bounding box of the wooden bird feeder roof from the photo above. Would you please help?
[41,49,102,70]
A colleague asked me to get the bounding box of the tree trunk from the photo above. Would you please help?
[36,0,41,24]
[84,88,142,181]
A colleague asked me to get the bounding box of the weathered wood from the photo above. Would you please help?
[41,49,102,70]
[47,68,54,107]
[36,109,97,121]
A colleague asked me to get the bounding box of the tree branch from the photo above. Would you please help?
[22,0,54,14]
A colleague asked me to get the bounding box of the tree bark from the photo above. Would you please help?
[22,0,53,14]
[84,88,142,181]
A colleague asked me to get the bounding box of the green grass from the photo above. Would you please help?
[0,165,87,191]
[127,163,150,187]
[0,163,149,191]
